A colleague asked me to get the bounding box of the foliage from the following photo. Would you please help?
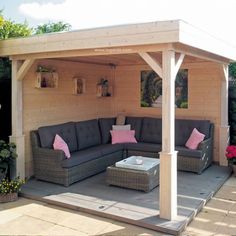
[180,101,188,108]
[228,82,236,145]
[36,65,55,72]
[0,140,17,163]
[0,177,24,194]
[0,57,11,80]
[225,145,236,165]
[0,13,31,40]
[230,100,236,112]
[140,101,149,107]
[0,11,71,80]
[0,11,71,39]
[34,21,71,34]
[0,12,31,80]
[229,63,236,79]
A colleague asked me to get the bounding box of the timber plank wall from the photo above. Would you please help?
[23,59,114,176]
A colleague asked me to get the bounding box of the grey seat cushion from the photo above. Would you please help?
[100,144,124,155]
[99,118,116,144]
[125,142,162,153]
[125,117,143,141]
[61,146,102,168]
[76,119,101,150]
[38,122,78,152]
[141,117,162,144]
[175,119,211,146]
[176,146,203,158]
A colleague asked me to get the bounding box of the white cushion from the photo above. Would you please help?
[112,124,131,130]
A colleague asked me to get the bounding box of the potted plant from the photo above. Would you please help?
[0,177,25,203]
[225,145,236,176]
[0,140,17,181]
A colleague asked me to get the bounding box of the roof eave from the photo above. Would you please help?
[0,20,235,63]
[0,20,180,57]
[178,21,236,62]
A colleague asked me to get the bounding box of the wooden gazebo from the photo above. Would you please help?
[0,20,236,221]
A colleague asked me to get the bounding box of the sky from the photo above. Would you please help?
[1,0,236,47]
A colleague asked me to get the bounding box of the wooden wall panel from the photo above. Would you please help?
[23,59,114,177]
[114,62,222,162]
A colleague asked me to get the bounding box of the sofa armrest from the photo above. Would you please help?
[33,147,65,163]
[198,138,212,151]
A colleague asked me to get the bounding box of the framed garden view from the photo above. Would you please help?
[140,69,188,109]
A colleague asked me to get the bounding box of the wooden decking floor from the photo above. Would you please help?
[21,165,231,235]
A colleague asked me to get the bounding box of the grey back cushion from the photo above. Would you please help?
[125,117,143,141]
[141,117,162,144]
[99,118,116,144]
[75,119,101,150]
[38,122,78,152]
[175,119,211,146]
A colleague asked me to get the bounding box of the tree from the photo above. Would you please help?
[34,21,71,34]
[0,57,11,79]
[0,12,31,40]
[0,11,71,80]
[229,62,236,79]
[0,12,32,79]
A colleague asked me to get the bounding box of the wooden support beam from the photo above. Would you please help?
[10,60,25,179]
[219,64,229,166]
[221,64,229,126]
[138,52,163,78]
[159,50,177,220]
[11,44,173,61]
[174,53,185,77]
[12,60,23,135]
[222,64,229,81]
[16,59,35,81]
[138,50,181,220]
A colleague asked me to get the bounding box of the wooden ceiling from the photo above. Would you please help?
[55,52,206,66]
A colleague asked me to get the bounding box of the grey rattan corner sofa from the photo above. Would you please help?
[31,117,214,186]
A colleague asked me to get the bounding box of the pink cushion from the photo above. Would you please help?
[185,128,205,150]
[110,130,137,144]
[53,134,71,158]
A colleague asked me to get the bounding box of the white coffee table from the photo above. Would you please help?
[115,156,160,171]
[106,156,160,192]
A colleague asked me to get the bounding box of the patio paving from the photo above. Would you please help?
[183,175,236,236]
[0,173,236,235]
[0,197,163,236]
[19,165,231,235]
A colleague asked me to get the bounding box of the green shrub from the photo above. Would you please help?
[0,140,17,163]
[180,101,188,109]
[141,101,149,107]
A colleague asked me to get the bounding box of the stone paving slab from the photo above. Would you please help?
[183,176,236,236]
[0,175,236,235]
[20,165,231,235]
[0,198,163,236]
